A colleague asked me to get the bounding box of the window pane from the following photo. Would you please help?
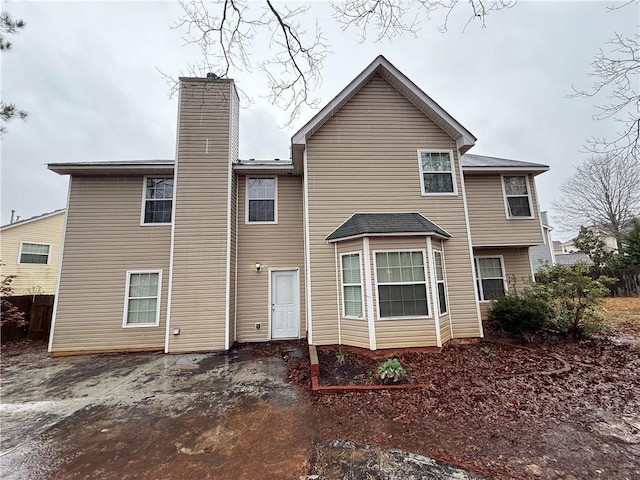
[145,200,172,223]
[423,173,454,193]
[146,178,173,199]
[438,283,447,314]
[248,199,275,222]
[376,252,425,283]
[507,197,532,217]
[126,273,159,325]
[344,285,362,317]
[342,254,361,283]
[478,258,503,278]
[248,178,275,199]
[20,253,48,264]
[503,176,528,195]
[22,243,50,255]
[434,251,444,281]
[482,279,505,300]
[421,152,451,172]
[378,284,428,318]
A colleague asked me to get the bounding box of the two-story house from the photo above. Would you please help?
[47,56,548,355]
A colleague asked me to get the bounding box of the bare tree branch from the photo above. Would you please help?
[552,154,640,242]
[571,30,640,160]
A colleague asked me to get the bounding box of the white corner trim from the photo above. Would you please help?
[303,148,313,344]
[164,84,182,353]
[224,106,233,351]
[334,243,342,345]
[48,179,72,353]
[457,148,484,338]
[426,238,442,347]
[363,237,376,350]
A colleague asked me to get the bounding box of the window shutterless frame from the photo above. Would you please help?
[501,174,534,219]
[373,249,432,320]
[140,176,174,226]
[122,270,162,328]
[17,242,51,265]
[417,149,458,196]
[340,251,365,319]
[473,256,507,302]
[245,176,278,224]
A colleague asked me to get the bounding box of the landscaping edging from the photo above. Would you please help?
[309,345,430,393]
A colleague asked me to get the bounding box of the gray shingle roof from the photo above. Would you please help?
[555,253,594,266]
[326,213,450,242]
[462,153,548,170]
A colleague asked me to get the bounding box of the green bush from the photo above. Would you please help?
[488,293,550,341]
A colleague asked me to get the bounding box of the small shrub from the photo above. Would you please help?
[489,293,550,341]
[377,358,406,383]
[480,346,495,357]
[335,347,346,366]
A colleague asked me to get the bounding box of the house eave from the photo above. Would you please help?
[326,231,451,244]
[463,166,549,175]
[48,161,175,176]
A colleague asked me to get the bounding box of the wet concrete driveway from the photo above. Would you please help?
[1,346,315,479]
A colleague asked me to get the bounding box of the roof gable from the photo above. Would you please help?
[292,56,476,153]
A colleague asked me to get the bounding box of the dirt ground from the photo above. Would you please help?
[2,298,639,479]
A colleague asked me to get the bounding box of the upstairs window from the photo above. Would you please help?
[19,242,50,264]
[341,253,364,318]
[247,177,277,223]
[502,175,533,218]
[375,251,429,318]
[418,151,456,195]
[474,257,506,301]
[143,177,173,224]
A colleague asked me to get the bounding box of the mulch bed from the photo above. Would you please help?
[256,336,640,480]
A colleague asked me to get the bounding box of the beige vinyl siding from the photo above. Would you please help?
[336,239,368,348]
[475,246,534,320]
[306,73,480,348]
[369,237,438,348]
[465,174,544,247]
[167,80,236,353]
[0,211,65,295]
[51,177,170,353]
[235,175,306,342]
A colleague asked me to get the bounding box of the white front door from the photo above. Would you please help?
[271,270,299,339]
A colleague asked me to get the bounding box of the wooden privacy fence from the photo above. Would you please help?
[1,294,54,342]
[600,268,640,297]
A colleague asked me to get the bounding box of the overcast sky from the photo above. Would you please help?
[1,1,637,241]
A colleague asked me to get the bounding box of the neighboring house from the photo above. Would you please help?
[47,56,548,355]
[561,226,619,255]
[0,209,66,295]
[552,240,563,256]
[529,211,555,272]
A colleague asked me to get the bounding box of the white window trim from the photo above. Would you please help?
[474,256,507,302]
[122,270,162,328]
[501,174,535,219]
[17,241,51,265]
[417,149,458,197]
[373,249,432,320]
[245,176,278,224]
[340,251,365,319]
[433,249,449,316]
[140,176,173,226]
